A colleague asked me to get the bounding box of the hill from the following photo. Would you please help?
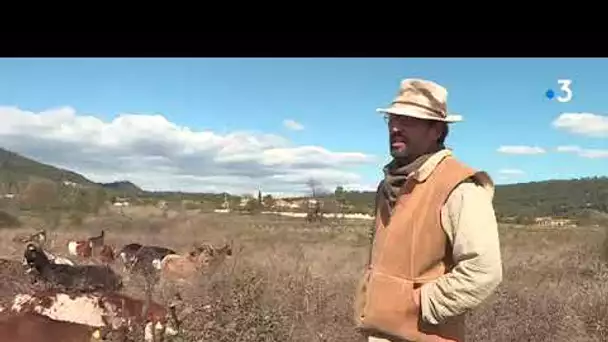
[0,148,143,197]
[99,181,143,196]
[492,177,608,220]
[333,176,608,220]
[0,148,97,189]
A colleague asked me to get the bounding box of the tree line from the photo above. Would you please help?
[1,176,606,227]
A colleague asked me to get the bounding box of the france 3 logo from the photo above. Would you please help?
[545,79,573,103]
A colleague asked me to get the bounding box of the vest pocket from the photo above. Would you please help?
[356,270,421,341]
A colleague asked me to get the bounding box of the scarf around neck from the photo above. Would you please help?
[380,151,437,211]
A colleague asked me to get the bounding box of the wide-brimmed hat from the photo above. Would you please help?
[376,78,463,123]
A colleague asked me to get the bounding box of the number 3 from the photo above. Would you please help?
[557,79,572,103]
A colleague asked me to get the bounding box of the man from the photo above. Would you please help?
[354,79,503,342]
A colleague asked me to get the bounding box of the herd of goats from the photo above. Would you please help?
[0,229,234,341]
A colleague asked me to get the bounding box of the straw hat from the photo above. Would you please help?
[376,78,463,123]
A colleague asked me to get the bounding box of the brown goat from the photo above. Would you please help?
[0,312,111,342]
[160,242,232,281]
[10,290,180,341]
[88,230,105,249]
[99,245,116,264]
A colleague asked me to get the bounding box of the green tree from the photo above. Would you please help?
[263,194,275,209]
[335,185,346,217]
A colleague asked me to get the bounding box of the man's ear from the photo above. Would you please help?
[430,121,447,143]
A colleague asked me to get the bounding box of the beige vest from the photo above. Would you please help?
[354,155,484,342]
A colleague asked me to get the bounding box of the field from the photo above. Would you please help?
[2,206,608,341]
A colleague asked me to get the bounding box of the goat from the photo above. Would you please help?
[33,248,75,266]
[20,249,75,275]
[66,230,105,259]
[88,230,105,249]
[139,246,177,258]
[117,243,142,267]
[99,245,116,264]
[0,312,117,342]
[129,245,178,277]
[160,242,232,281]
[67,239,92,258]
[11,290,180,342]
[24,243,122,292]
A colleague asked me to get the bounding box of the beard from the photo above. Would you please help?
[389,133,409,159]
[390,146,409,159]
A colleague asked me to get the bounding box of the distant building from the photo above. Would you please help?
[534,216,576,227]
[273,199,300,210]
[62,180,81,188]
[112,197,130,207]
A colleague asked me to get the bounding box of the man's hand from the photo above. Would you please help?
[416,286,461,342]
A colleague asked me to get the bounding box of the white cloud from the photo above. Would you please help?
[555,145,608,159]
[0,106,376,195]
[498,168,525,176]
[581,150,608,158]
[555,145,581,153]
[552,113,608,138]
[283,119,304,131]
[497,145,546,155]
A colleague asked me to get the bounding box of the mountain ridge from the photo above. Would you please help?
[0,147,143,195]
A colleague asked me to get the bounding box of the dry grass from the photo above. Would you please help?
[1,208,608,341]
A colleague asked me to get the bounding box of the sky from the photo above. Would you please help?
[0,58,606,196]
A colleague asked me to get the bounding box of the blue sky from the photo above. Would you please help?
[0,58,605,194]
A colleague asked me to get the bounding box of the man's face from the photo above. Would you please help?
[385,114,442,160]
